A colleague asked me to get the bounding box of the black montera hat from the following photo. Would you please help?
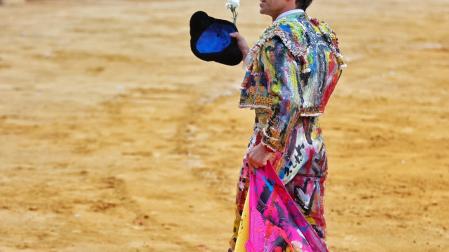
[190,11,243,66]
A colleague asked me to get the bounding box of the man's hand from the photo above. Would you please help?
[247,142,276,169]
[230,32,250,59]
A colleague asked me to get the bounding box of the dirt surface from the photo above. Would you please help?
[0,0,448,251]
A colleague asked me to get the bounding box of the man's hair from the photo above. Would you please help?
[296,0,313,11]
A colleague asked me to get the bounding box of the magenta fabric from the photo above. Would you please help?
[247,162,328,252]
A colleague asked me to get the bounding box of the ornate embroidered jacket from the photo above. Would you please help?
[239,11,346,153]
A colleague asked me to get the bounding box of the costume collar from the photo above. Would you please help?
[274,9,305,22]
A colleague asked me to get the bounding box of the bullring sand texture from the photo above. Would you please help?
[0,0,448,251]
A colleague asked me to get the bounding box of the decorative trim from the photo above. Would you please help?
[238,104,271,110]
[244,13,346,72]
[262,127,280,141]
[261,134,283,152]
[299,107,323,116]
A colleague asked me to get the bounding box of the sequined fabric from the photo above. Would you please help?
[239,11,345,152]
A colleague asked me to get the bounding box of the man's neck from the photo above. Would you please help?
[272,8,304,22]
[271,5,297,21]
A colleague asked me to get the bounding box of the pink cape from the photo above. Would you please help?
[246,162,328,252]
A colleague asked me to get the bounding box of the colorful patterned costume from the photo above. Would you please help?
[229,10,346,251]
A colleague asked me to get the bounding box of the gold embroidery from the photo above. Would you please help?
[267,126,281,139]
[300,107,322,115]
[262,134,283,152]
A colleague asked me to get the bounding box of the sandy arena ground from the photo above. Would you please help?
[0,0,448,251]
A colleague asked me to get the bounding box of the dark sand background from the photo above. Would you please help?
[0,0,448,251]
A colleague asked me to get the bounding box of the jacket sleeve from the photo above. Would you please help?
[258,36,302,152]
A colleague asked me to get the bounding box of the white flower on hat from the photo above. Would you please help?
[225,0,239,24]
